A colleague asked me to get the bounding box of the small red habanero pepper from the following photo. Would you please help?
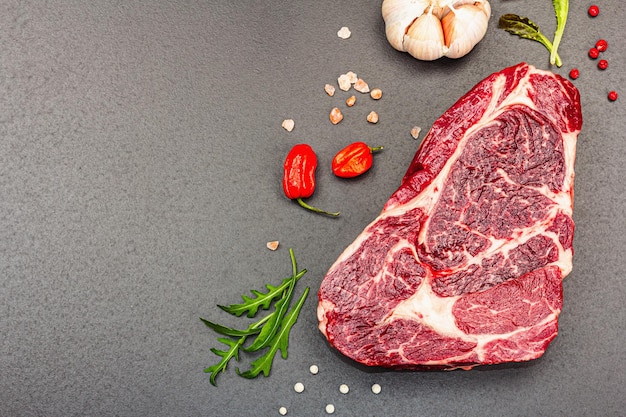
[332,141,383,178]
[282,144,340,217]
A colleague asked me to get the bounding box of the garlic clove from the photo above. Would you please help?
[382,0,491,61]
[404,11,446,61]
[382,0,432,52]
[441,3,491,59]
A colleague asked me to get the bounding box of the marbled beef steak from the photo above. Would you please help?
[317,63,582,369]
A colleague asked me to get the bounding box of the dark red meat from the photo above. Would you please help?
[317,63,582,369]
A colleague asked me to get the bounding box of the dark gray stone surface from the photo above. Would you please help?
[1,1,624,416]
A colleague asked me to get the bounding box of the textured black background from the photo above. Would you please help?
[1,1,624,416]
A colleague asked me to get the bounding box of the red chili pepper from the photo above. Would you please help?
[332,142,384,178]
[588,5,599,17]
[282,144,340,217]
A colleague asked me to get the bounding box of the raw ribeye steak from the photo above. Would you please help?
[317,63,582,369]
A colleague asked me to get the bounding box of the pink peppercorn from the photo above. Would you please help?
[589,48,600,59]
[598,59,608,70]
[569,68,579,80]
[588,5,599,17]
[595,39,608,52]
[608,91,618,101]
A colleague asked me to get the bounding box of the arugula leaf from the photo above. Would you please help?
[202,248,310,386]
[498,14,562,67]
[218,269,307,318]
[202,313,271,386]
[550,0,569,66]
[199,313,270,338]
[244,272,297,351]
[204,336,245,386]
[244,248,301,351]
[237,286,310,379]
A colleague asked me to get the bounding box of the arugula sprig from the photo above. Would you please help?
[218,269,307,318]
[200,248,309,386]
[203,314,269,386]
[244,247,301,352]
[200,311,271,338]
[238,287,310,378]
[498,0,569,67]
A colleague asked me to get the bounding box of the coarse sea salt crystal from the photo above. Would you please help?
[367,111,378,124]
[354,79,370,93]
[337,26,351,39]
[370,88,382,100]
[338,74,351,91]
[411,126,422,139]
[281,119,295,132]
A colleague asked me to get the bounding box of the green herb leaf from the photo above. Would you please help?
[498,13,563,67]
[237,286,310,379]
[244,249,301,351]
[218,269,307,318]
[498,14,554,56]
[202,312,271,386]
[200,314,270,338]
[550,0,568,66]
[202,248,310,386]
[204,336,245,386]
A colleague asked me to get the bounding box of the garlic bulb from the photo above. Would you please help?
[382,0,491,61]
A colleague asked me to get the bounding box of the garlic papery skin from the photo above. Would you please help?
[382,0,491,61]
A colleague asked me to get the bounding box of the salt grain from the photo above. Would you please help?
[370,88,382,100]
[337,26,351,39]
[324,84,336,97]
[346,95,356,107]
[354,78,370,93]
[281,119,295,132]
[330,107,344,125]
[411,126,422,139]
[346,71,358,84]
[338,74,351,91]
[266,241,279,251]
[367,111,379,124]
